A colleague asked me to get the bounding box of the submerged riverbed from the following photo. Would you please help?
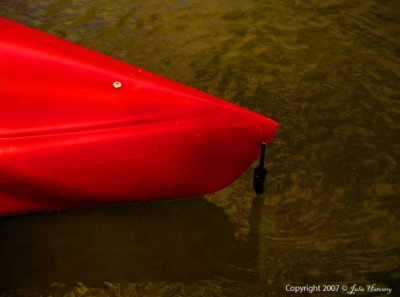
[1,0,399,296]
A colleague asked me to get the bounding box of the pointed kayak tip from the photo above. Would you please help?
[254,112,279,146]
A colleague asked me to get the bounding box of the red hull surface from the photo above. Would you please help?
[0,17,278,215]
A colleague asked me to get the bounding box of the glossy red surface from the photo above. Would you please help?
[0,17,278,215]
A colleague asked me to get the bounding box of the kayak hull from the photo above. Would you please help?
[0,18,278,215]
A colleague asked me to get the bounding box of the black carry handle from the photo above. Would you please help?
[253,142,267,194]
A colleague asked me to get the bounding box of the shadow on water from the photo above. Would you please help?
[0,198,235,291]
[0,164,265,292]
[0,188,265,293]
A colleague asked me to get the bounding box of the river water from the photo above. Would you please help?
[0,1,399,296]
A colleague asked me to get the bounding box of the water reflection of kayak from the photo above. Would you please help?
[0,17,278,215]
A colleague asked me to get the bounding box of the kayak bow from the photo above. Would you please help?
[0,17,278,215]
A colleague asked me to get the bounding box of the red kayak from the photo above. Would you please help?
[0,17,278,216]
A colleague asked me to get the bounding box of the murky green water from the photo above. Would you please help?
[1,0,399,296]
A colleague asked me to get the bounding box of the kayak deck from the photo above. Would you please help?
[0,17,278,215]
